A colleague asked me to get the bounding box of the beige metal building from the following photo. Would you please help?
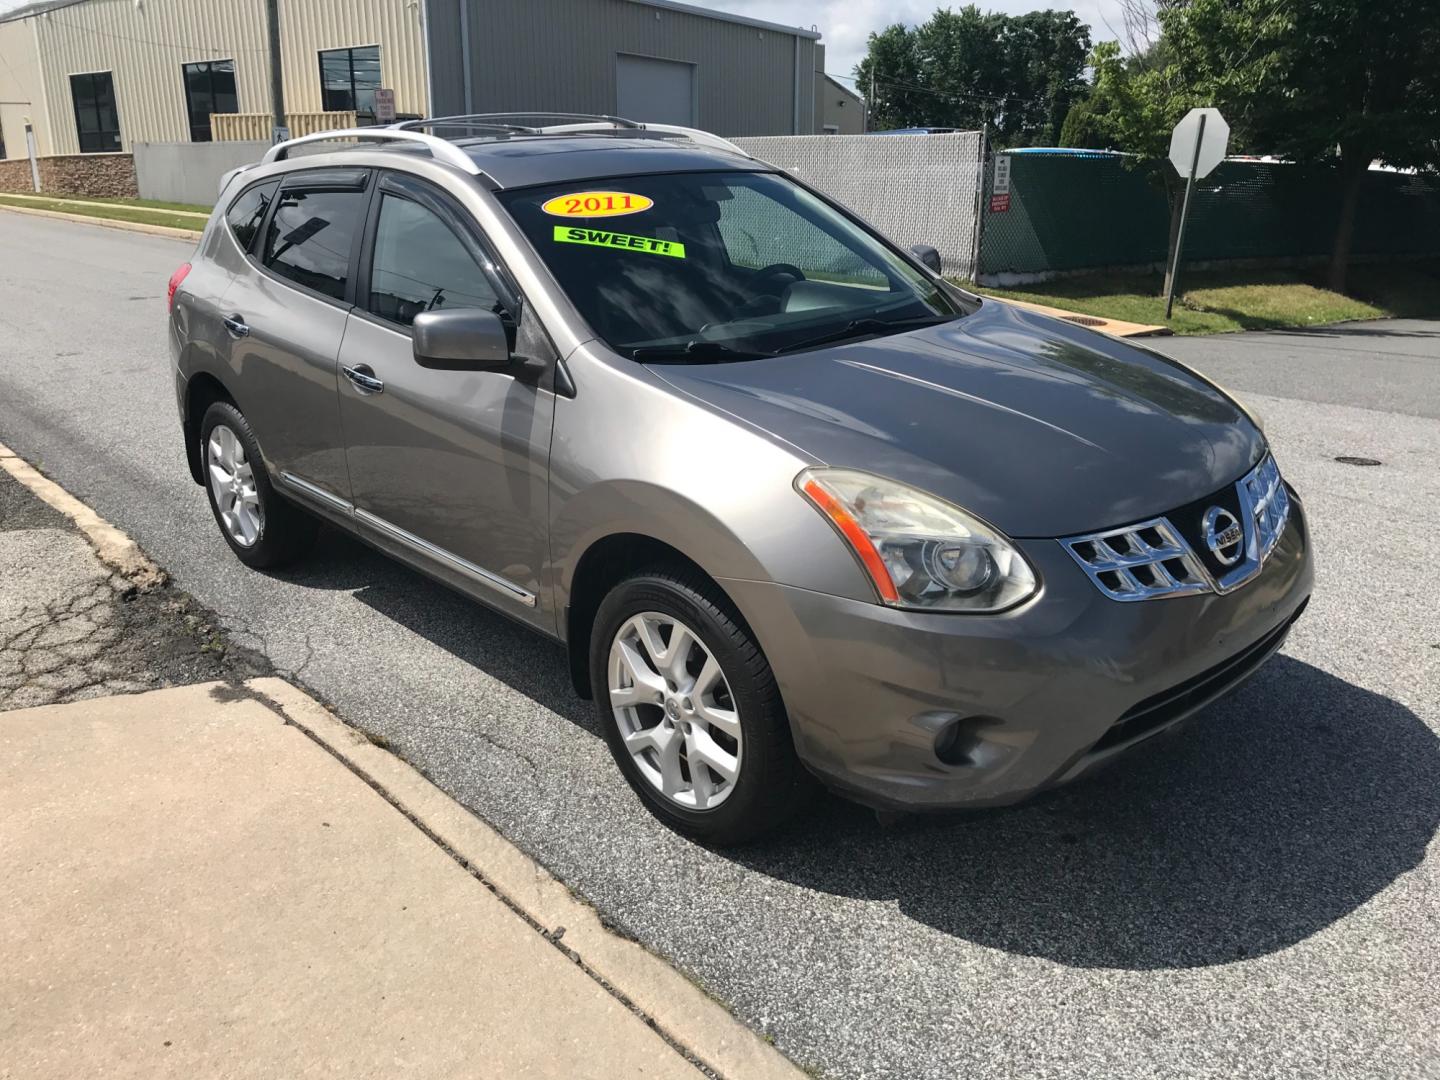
[818,74,865,135]
[0,0,830,163]
[0,0,427,158]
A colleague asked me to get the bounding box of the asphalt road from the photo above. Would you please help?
[3,213,1438,1079]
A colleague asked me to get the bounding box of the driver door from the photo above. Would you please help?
[337,171,556,630]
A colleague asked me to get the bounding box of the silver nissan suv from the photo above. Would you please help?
[168,114,1312,843]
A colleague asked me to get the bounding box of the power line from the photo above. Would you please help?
[825,70,1005,109]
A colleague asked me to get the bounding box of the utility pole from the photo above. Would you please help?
[869,67,876,130]
[265,0,288,143]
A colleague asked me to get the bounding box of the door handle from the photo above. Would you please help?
[342,364,385,394]
[222,314,250,338]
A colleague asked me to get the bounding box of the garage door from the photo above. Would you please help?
[616,54,696,126]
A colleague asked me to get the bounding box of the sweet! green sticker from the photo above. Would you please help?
[552,225,686,259]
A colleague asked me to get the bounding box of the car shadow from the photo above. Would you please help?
[268,529,1439,972]
[731,655,1440,970]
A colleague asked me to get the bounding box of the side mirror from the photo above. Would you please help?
[910,244,943,275]
[412,308,510,371]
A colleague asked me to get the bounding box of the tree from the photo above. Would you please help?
[855,6,1091,147]
[1063,40,1204,294]
[1162,0,1440,290]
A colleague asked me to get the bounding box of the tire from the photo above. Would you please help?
[590,565,809,844]
[199,401,317,569]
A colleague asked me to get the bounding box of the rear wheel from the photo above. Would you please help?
[200,401,316,569]
[590,566,808,844]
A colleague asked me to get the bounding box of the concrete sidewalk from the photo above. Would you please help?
[0,682,699,1079]
[0,452,801,1080]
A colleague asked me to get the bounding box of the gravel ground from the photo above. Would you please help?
[1,213,1436,1079]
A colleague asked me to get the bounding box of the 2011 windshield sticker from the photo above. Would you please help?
[552,225,686,259]
[541,191,653,218]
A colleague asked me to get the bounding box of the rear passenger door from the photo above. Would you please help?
[336,170,556,627]
[222,167,370,507]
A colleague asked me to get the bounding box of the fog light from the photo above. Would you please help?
[934,716,988,766]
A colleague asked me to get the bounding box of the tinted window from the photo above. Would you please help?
[71,72,121,154]
[367,194,498,327]
[225,181,278,254]
[262,183,368,302]
[319,45,381,125]
[183,59,237,142]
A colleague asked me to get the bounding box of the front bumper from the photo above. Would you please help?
[722,493,1313,811]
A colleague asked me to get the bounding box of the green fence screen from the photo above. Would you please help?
[978,150,1440,281]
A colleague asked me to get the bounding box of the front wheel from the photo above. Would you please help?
[590,566,809,844]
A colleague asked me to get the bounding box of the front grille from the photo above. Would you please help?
[1090,596,1307,753]
[1061,518,1212,601]
[1062,454,1291,602]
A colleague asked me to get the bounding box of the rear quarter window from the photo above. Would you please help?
[224,180,278,254]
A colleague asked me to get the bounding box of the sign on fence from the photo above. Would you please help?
[993,154,1011,194]
[989,193,1011,213]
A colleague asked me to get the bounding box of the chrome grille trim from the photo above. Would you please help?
[1063,454,1291,602]
[1062,518,1212,602]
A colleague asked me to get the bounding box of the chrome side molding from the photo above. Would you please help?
[280,472,353,513]
[354,508,537,608]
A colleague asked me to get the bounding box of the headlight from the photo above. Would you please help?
[796,468,1038,612]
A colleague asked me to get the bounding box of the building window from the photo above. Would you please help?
[319,46,381,125]
[70,71,121,153]
[183,60,238,142]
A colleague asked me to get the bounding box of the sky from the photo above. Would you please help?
[690,0,1126,84]
[0,0,1126,88]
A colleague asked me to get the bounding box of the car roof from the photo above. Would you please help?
[453,135,772,189]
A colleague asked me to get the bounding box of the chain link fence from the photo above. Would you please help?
[978,149,1440,284]
[733,133,986,279]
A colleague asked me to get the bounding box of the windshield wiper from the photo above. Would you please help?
[780,314,958,355]
[630,340,766,364]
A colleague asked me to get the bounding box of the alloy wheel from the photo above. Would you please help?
[608,612,743,810]
[206,423,262,548]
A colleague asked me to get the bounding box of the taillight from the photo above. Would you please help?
[167,262,192,312]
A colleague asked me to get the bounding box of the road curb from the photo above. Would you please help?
[0,201,201,241]
[251,676,807,1080]
[0,439,165,589]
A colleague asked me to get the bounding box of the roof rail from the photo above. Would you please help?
[397,112,752,158]
[259,128,482,174]
[396,112,644,134]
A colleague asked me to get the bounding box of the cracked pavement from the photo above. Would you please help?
[0,469,269,710]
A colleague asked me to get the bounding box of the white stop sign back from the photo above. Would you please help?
[1169,108,1230,179]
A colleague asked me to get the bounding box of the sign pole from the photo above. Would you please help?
[1164,112,1206,320]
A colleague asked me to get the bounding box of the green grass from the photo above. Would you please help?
[7,193,209,215]
[971,263,1440,335]
[0,194,204,231]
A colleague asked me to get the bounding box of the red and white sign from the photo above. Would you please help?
[989,193,1011,213]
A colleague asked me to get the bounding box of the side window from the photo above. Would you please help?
[716,185,887,289]
[367,193,499,327]
[261,180,368,302]
[225,180,278,254]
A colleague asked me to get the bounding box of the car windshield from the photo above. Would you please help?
[495,170,971,361]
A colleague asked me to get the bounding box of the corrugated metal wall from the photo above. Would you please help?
[16,0,425,155]
[275,0,427,116]
[30,0,271,154]
[427,0,822,137]
[0,18,50,157]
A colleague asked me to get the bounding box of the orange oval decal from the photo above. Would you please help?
[541,191,654,218]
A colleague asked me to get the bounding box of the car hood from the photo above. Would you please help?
[652,299,1265,538]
